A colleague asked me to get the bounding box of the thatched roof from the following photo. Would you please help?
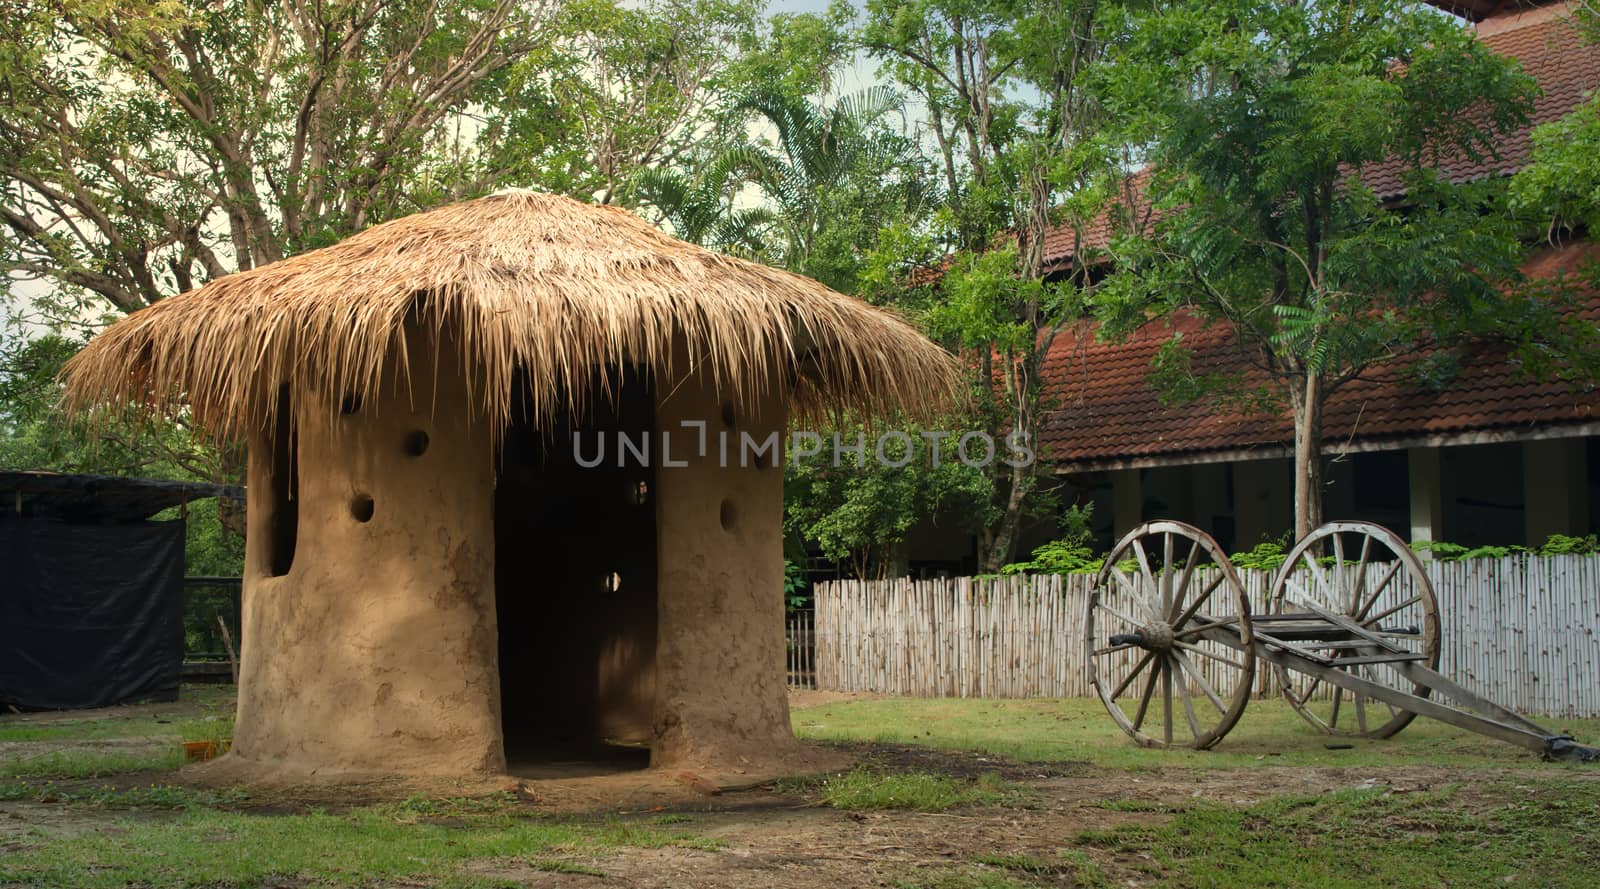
[61,191,956,438]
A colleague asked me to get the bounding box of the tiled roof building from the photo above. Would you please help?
[1008,2,1600,560]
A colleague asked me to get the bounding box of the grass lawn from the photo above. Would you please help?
[3,687,1598,887]
[0,685,235,745]
[0,794,717,889]
[793,695,1600,887]
[791,693,1600,770]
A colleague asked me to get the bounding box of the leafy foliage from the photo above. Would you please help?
[1411,534,1600,562]
[1510,3,1600,234]
[1092,0,1562,536]
[1228,538,1291,573]
[1000,504,1099,575]
[857,0,1117,572]
[784,559,810,612]
[784,426,996,580]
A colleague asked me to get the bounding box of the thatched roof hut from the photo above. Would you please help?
[62,190,953,439]
[60,191,955,781]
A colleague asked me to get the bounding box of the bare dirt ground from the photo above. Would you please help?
[452,750,1594,889]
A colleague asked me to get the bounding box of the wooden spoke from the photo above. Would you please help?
[1169,538,1202,622]
[1282,576,1338,615]
[1095,599,1144,630]
[1302,549,1333,610]
[1172,574,1227,633]
[1172,649,1229,715]
[1174,656,1202,739]
[1269,521,1441,740]
[1091,521,1256,750]
[1109,651,1156,700]
[1133,658,1161,731]
[1162,657,1174,745]
[1357,663,1404,719]
[1132,538,1161,615]
[1173,612,1234,639]
[1355,561,1406,622]
[1293,673,1323,707]
[1347,534,1373,614]
[1331,533,1348,611]
[1108,567,1144,614]
[1174,640,1247,671]
[1160,532,1175,616]
[1364,595,1422,627]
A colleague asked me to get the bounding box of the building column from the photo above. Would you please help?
[1111,468,1141,539]
[1233,460,1270,549]
[1408,447,1444,550]
[1523,437,1589,546]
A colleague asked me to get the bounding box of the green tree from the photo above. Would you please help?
[784,429,995,579]
[1511,3,1600,233]
[1091,0,1586,537]
[2,0,769,526]
[497,0,764,205]
[0,0,562,318]
[860,0,1115,571]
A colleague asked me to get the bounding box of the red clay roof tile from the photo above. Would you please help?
[1039,241,1600,469]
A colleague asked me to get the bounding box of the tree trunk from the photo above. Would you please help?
[982,453,1032,573]
[1291,373,1325,541]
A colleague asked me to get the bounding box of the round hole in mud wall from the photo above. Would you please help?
[602,572,622,593]
[350,494,375,523]
[403,430,430,457]
[340,393,363,416]
[720,499,737,531]
[721,401,736,428]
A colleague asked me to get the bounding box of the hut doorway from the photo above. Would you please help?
[494,368,658,777]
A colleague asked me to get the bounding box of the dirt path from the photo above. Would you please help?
[450,758,1600,888]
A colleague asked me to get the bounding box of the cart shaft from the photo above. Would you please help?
[1193,624,1600,762]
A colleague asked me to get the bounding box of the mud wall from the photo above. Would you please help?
[651,350,800,769]
[234,325,504,777]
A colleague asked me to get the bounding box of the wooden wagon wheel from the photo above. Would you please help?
[1086,521,1256,749]
[1269,521,1442,739]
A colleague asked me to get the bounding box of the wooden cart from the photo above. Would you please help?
[1085,520,1599,761]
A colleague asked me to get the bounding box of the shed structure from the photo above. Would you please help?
[61,191,954,779]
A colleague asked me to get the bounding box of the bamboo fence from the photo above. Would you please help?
[810,554,1600,717]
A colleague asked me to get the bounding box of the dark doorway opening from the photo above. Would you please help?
[494,367,657,778]
[266,384,298,577]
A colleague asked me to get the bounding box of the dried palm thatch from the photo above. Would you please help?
[60,191,957,440]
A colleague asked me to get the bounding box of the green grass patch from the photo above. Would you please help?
[531,859,606,876]
[792,696,1600,770]
[819,769,1032,811]
[967,850,1109,888]
[1072,781,1600,887]
[893,875,1042,889]
[1094,798,1192,813]
[972,853,1053,873]
[0,747,184,779]
[0,687,235,744]
[0,800,716,888]
[0,778,244,809]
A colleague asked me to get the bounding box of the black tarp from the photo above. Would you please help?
[0,471,243,522]
[0,518,186,710]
